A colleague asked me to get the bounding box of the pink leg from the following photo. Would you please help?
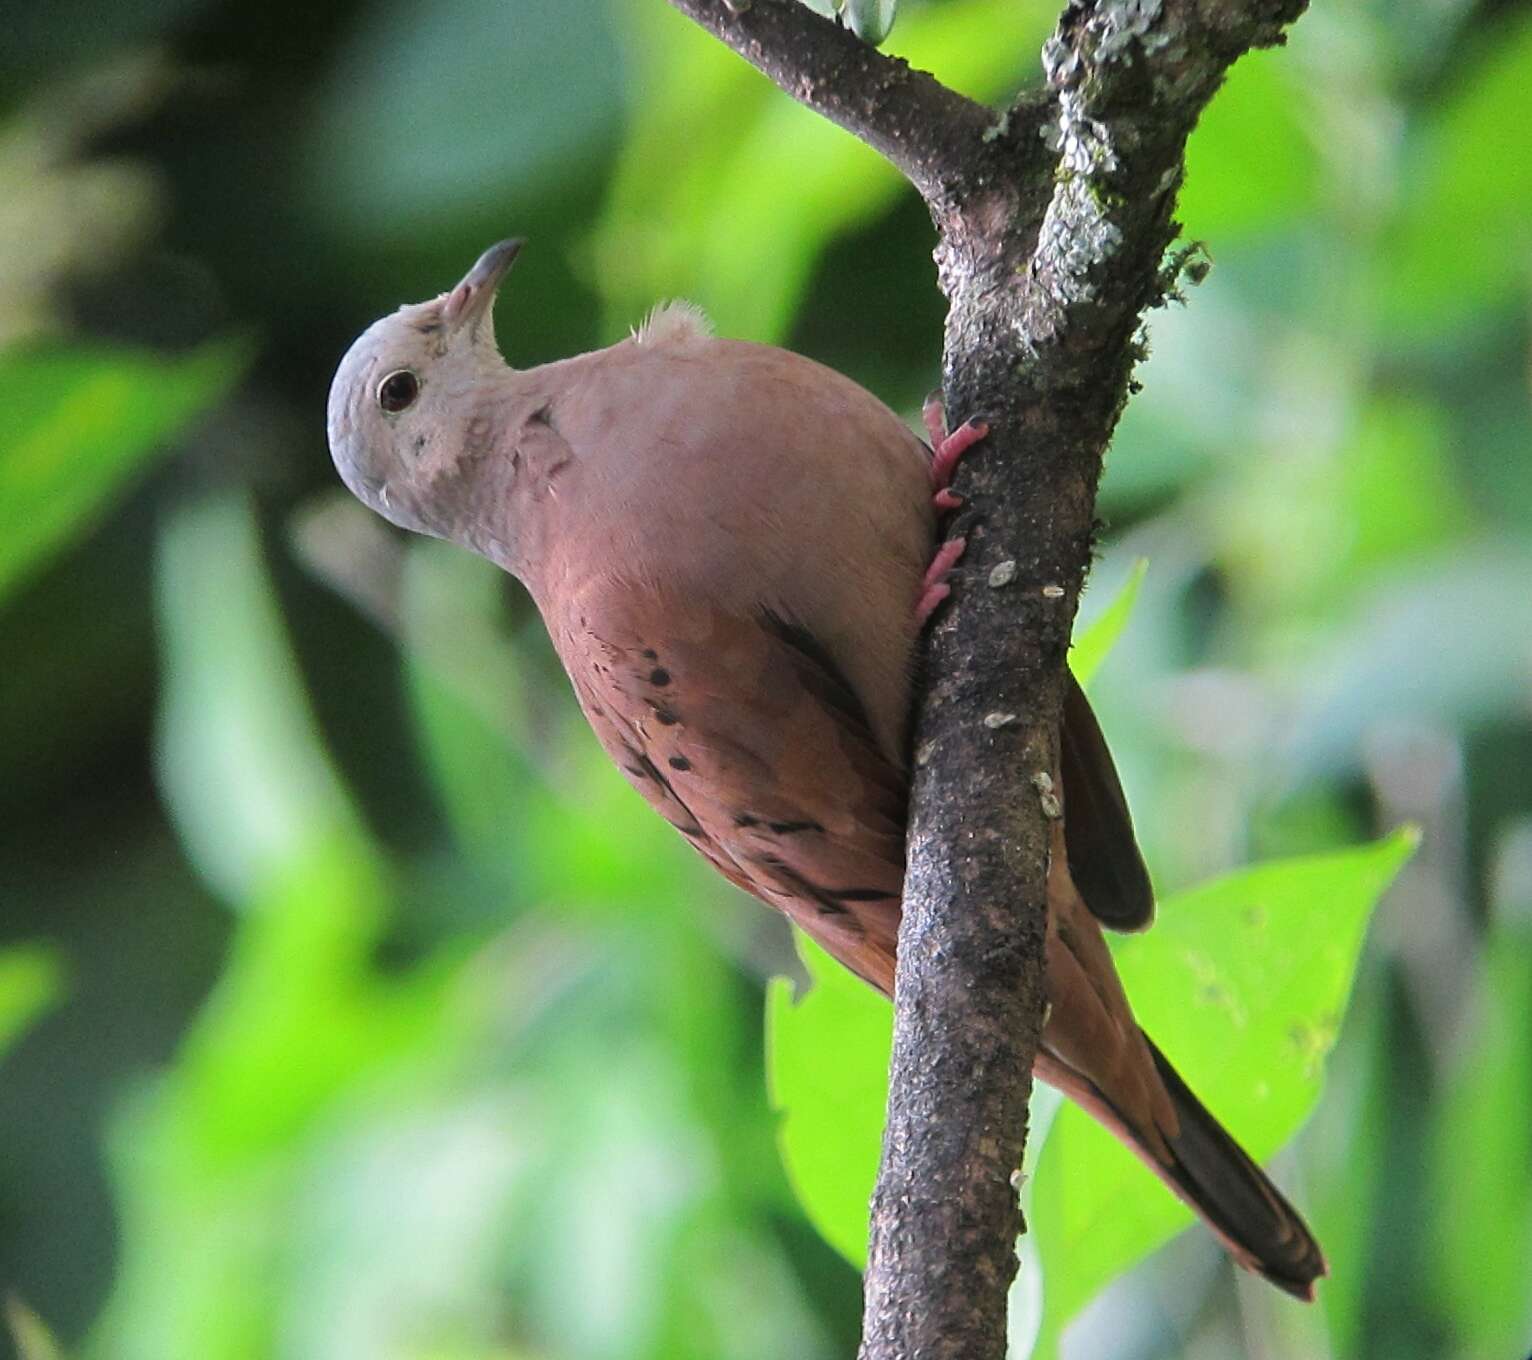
[916,536,966,627]
[921,392,988,513]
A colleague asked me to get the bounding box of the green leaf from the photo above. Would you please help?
[0,944,64,1059]
[766,832,1414,1323]
[766,933,891,1267]
[0,341,247,604]
[1030,827,1418,1355]
[1071,558,1148,690]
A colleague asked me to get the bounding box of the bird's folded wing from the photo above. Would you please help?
[1060,672,1155,931]
[550,577,908,991]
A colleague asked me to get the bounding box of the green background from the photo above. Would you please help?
[2,1,1530,1356]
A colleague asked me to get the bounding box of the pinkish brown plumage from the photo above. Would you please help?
[327,239,1325,1299]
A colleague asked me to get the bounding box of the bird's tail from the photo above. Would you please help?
[1144,1035,1326,1298]
[1041,1033,1327,1300]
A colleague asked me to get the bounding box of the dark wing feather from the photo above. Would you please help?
[1060,672,1155,931]
[549,580,907,992]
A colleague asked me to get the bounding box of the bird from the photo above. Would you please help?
[327,237,1326,1299]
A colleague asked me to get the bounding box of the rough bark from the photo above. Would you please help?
[664,2,1309,1356]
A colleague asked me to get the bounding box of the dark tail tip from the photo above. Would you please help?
[1145,1035,1327,1299]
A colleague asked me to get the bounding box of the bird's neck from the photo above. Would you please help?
[449,363,583,598]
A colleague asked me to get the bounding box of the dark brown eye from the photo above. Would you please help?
[377,369,419,413]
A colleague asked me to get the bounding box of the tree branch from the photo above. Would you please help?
[662,0,998,202]
[668,1,1308,1356]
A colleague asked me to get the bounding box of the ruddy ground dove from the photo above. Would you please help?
[327,239,1325,1298]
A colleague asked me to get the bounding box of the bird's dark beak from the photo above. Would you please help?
[442,238,523,333]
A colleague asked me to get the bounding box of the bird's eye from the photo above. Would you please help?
[377,369,420,414]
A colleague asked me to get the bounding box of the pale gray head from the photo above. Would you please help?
[326,238,522,540]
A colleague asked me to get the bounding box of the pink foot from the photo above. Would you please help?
[916,536,966,627]
[922,393,988,514]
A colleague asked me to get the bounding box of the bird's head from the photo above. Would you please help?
[326,238,522,540]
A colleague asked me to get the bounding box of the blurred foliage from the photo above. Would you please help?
[0,342,244,603]
[2,1,1531,1358]
[0,946,64,1059]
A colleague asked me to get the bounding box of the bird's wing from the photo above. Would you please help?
[1060,672,1155,930]
[548,575,907,990]
[545,570,1324,1298]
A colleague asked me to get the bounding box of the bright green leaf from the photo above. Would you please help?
[0,341,246,604]
[766,933,891,1267]
[1031,827,1417,1355]
[765,769,1409,1325]
[1071,558,1148,690]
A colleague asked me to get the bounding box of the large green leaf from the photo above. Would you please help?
[767,829,1413,1333]
[1030,827,1417,1355]
[0,341,246,604]
[766,935,890,1267]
